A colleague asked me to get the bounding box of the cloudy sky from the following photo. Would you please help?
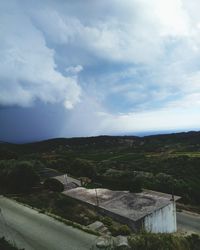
[1,0,200,142]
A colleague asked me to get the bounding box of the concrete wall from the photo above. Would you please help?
[143,202,177,233]
[65,193,140,231]
[66,192,177,233]
[97,206,141,232]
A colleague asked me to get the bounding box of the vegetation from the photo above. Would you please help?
[0,160,40,194]
[0,237,23,250]
[68,158,97,178]
[127,233,200,250]
[1,132,200,249]
[91,233,200,250]
[43,178,64,192]
[109,224,132,236]
[0,131,200,205]
[13,191,99,226]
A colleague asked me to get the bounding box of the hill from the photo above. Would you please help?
[2,130,200,153]
[0,131,200,205]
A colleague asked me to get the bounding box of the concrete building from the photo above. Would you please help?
[64,188,180,233]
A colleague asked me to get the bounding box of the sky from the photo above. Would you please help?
[1,0,200,142]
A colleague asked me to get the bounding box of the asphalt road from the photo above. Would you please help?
[0,196,199,250]
[177,211,200,234]
[0,196,98,250]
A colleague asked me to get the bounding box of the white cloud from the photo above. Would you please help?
[97,107,200,134]
[1,0,200,135]
[0,1,81,108]
[31,0,194,65]
[168,93,200,109]
[30,0,200,109]
[60,100,200,137]
[32,0,200,134]
[62,94,106,137]
[65,65,83,74]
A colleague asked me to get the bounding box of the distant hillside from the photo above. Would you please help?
[1,131,200,154]
[0,141,9,144]
[0,131,200,205]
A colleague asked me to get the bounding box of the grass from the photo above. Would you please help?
[102,153,145,162]
[146,151,200,158]
[11,191,100,236]
[13,191,98,226]
[0,237,23,250]
[45,212,100,236]
[92,233,200,250]
[127,232,198,250]
[171,152,200,157]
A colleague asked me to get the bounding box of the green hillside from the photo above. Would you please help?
[0,131,200,205]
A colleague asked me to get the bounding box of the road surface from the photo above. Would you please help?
[0,196,199,250]
[0,196,98,250]
[177,211,200,234]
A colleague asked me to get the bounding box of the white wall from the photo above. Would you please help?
[144,202,177,233]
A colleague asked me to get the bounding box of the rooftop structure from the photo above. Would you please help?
[64,188,180,233]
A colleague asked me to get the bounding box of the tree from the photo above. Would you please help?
[43,178,64,192]
[69,158,97,178]
[129,176,142,193]
[6,162,40,193]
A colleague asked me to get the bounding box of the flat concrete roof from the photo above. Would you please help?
[64,188,180,221]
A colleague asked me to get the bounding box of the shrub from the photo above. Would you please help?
[101,216,113,226]
[68,158,97,178]
[117,225,131,236]
[109,225,119,236]
[0,237,23,250]
[186,234,200,250]
[128,233,190,250]
[43,178,64,192]
[109,224,131,236]
[0,161,40,193]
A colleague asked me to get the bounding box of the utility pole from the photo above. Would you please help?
[95,188,99,207]
[64,174,68,185]
[170,180,177,231]
[171,181,175,202]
